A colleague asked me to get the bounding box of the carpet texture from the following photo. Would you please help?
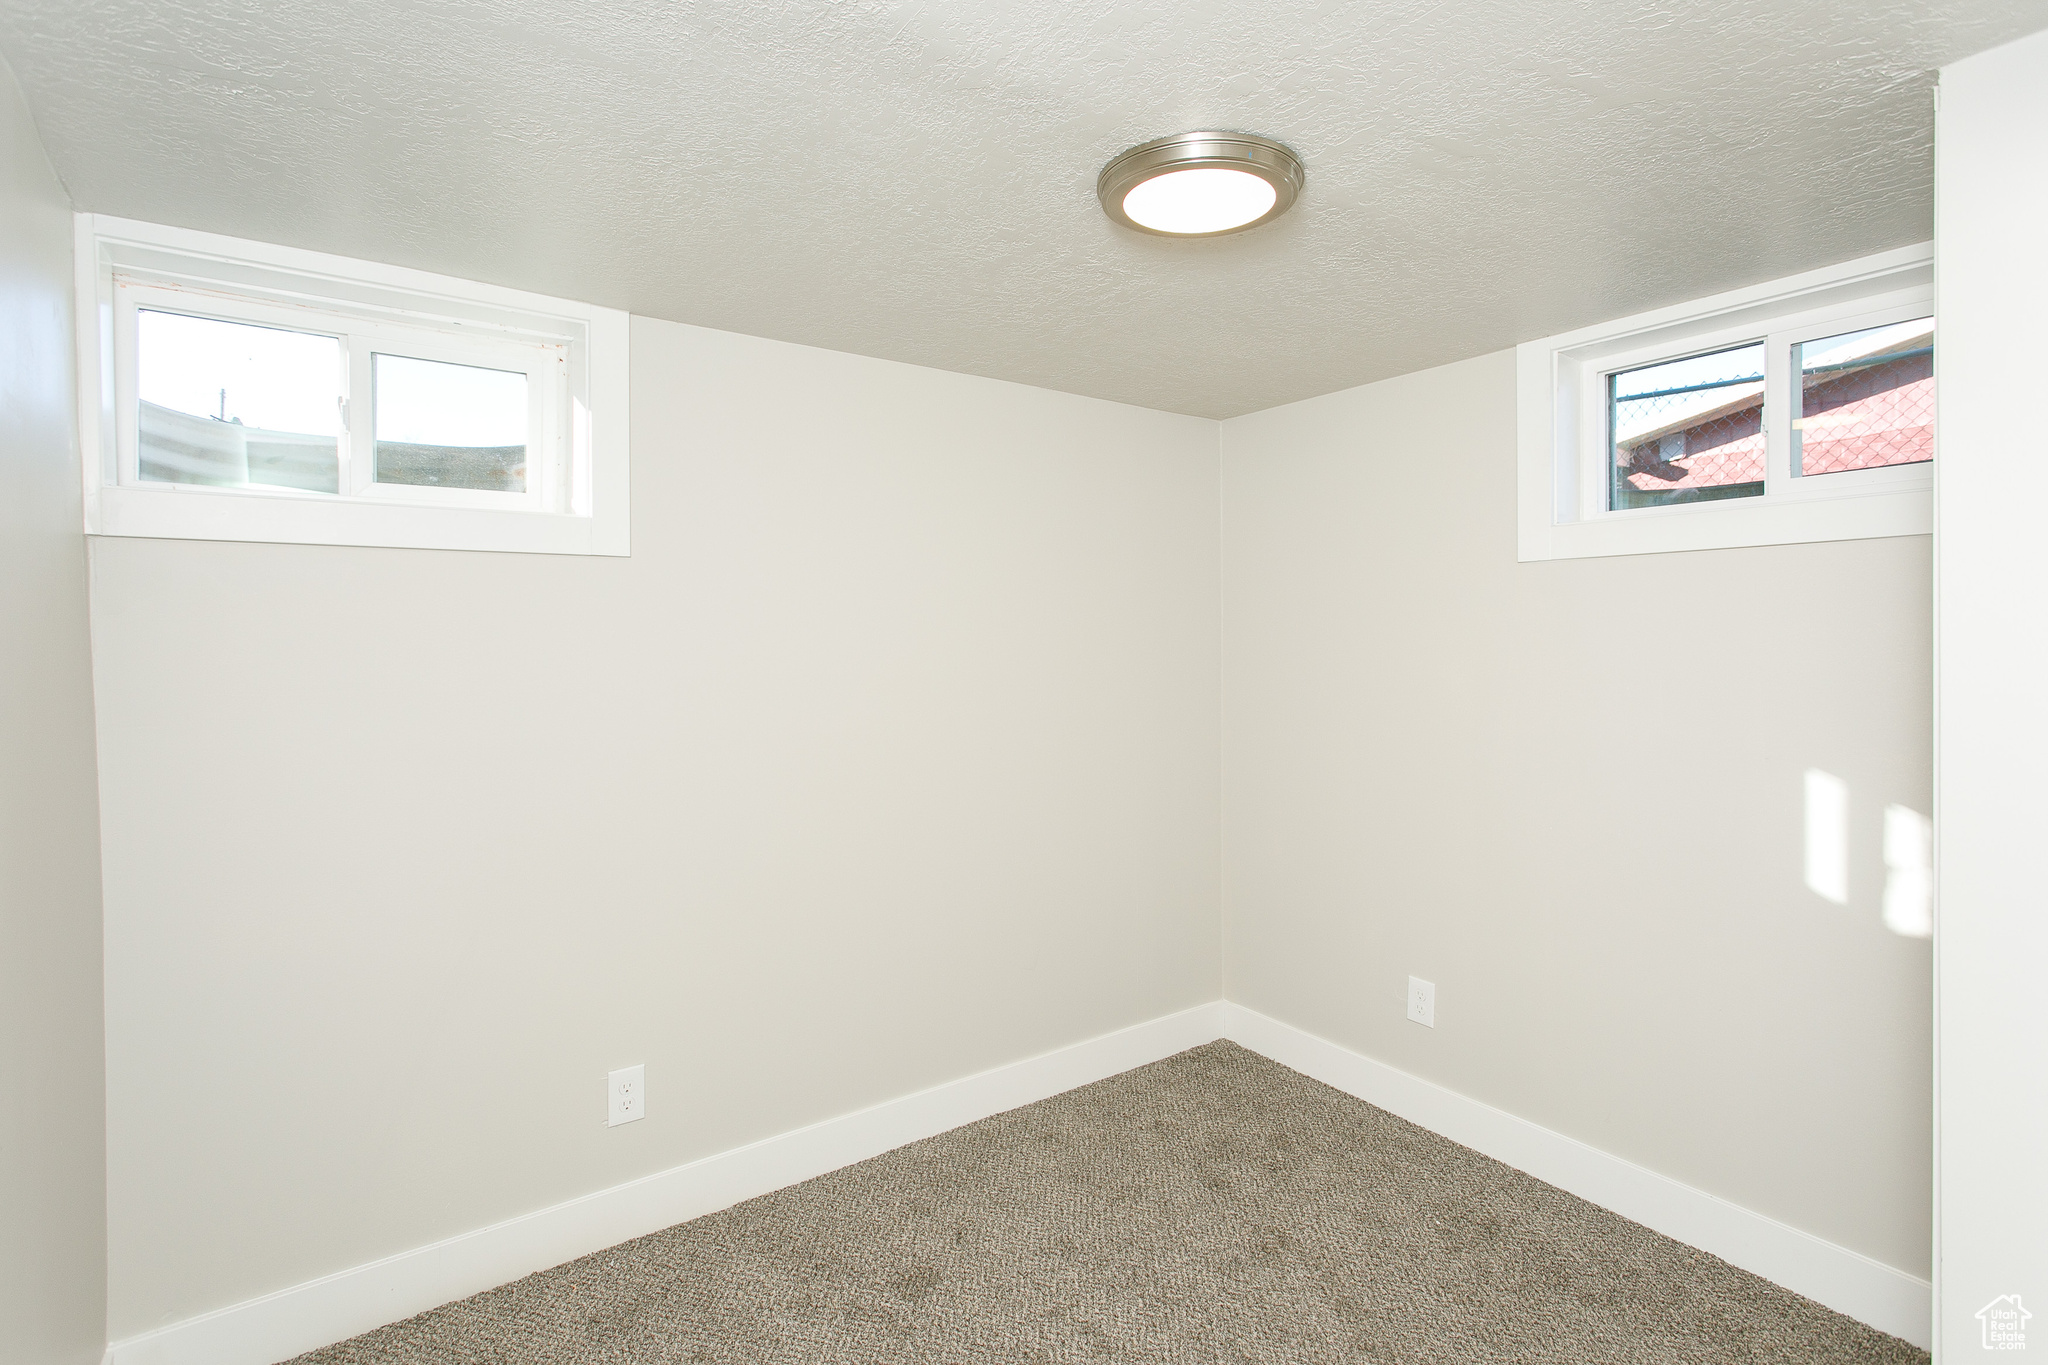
[289,1041,1926,1364]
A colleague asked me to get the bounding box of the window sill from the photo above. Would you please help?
[91,481,625,556]
[1516,478,1928,560]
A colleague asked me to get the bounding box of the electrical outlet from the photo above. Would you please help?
[1406,976,1436,1028]
[607,1064,645,1126]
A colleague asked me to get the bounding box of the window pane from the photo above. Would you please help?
[137,310,341,494]
[1609,342,1766,510]
[1796,318,1933,476]
[373,354,528,493]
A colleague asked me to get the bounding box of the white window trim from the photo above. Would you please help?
[75,213,630,556]
[1516,242,1932,562]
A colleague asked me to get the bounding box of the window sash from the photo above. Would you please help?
[112,276,567,515]
[1573,292,1934,527]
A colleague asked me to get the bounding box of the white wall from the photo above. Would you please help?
[0,52,106,1365]
[1933,29,2048,1358]
[90,316,1223,1336]
[1220,350,1934,1278]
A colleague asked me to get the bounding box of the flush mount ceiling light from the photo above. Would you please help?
[1098,131,1304,238]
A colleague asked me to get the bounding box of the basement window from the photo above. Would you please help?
[1608,342,1767,510]
[77,214,629,556]
[1517,244,1932,561]
[1794,320,1935,477]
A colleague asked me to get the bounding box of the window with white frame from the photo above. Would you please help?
[77,215,629,556]
[1517,243,1931,561]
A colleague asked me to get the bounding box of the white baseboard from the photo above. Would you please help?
[1220,1003,1931,1350]
[101,1002,1230,1365]
[106,998,1929,1363]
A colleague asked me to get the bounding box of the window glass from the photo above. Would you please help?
[136,310,342,493]
[1796,319,1933,476]
[1609,342,1766,510]
[373,353,528,493]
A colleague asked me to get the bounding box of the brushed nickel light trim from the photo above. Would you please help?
[1097,131,1305,238]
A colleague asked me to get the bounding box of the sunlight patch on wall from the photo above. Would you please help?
[1802,768,1931,938]
[1804,769,1850,906]
[1882,805,1934,939]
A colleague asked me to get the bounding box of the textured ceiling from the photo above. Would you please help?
[3,0,2043,418]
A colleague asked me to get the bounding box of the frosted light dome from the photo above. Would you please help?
[1121,168,1278,236]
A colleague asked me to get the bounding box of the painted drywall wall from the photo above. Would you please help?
[89,315,1223,1335]
[1220,349,1933,1278]
[1933,29,2048,1356]
[0,52,107,1365]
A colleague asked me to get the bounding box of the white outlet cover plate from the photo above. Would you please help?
[1407,976,1436,1028]
[607,1064,645,1126]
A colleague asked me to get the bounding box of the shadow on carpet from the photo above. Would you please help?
[288,1040,1926,1364]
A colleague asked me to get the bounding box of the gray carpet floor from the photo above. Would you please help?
[289,1041,1926,1364]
